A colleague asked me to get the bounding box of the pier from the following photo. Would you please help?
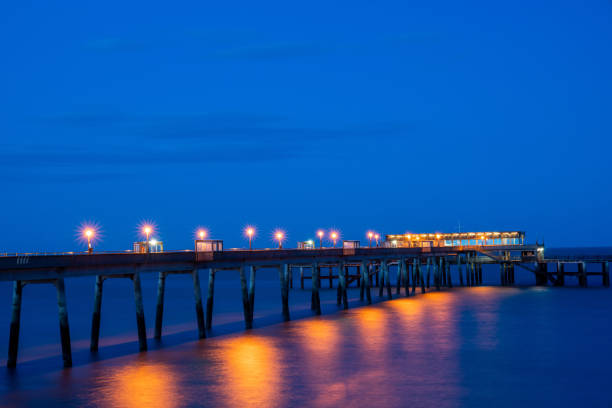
[1,241,610,368]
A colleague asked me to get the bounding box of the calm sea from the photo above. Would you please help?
[0,248,611,407]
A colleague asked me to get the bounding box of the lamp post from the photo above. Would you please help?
[275,231,284,249]
[143,226,152,253]
[367,231,374,248]
[85,229,94,254]
[246,227,255,249]
[330,231,338,248]
[374,233,380,247]
[317,230,324,248]
[198,229,207,240]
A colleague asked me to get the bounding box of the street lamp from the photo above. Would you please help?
[198,229,207,240]
[367,231,374,248]
[85,229,94,254]
[330,231,338,247]
[143,225,153,253]
[246,227,255,249]
[275,230,285,249]
[374,233,380,247]
[317,230,324,248]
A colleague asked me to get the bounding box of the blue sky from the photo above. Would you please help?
[1,0,611,251]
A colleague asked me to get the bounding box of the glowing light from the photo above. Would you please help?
[274,229,285,248]
[374,234,380,240]
[246,227,254,237]
[436,234,441,239]
[368,231,374,239]
[317,230,324,238]
[85,229,93,238]
[150,239,158,246]
[198,229,207,239]
[330,231,338,240]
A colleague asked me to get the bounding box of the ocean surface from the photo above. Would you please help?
[0,248,611,407]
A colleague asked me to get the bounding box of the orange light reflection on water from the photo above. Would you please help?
[216,335,284,407]
[94,362,182,408]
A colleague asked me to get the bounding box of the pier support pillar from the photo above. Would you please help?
[378,262,385,297]
[56,278,72,368]
[359,264,365,300]
[396,261,402,295]
[154,272,166,340]
[361,261,372,304]
[132,273,147,352]
[579,262,587,288]
[535,263,548,286]
[603,262,609,288]
[338,261,348,309]
[554,263,565,287]
[279,264,290,321]
[300,266,304,289]
[458,256,464,286]
[446,259,453,288]
[192,269,206,338]
[411,259,417,295]
[90,275,104,350]
[384,260,392,299]
[435,257,441,291]
[7,281,23,368]
[419,259,426,293]
[426,257,431,289]
[239,265,252,329]
[206,268,215,330]
[311,263,321,315]
[248,266,256,322]
[401,258,409,296]
[478,263,483,285]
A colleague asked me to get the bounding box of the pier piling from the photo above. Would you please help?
[56,278,72,368]
[154,272,166,340]
[193,269,206,338]
[7,281,23,368]
[248,265,256,321]
[90,275,104,350]
[132,273,147,352]
[206,268,215,330]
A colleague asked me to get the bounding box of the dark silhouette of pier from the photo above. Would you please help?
[1,244,609,368]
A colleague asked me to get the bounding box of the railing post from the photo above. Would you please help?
[90,275,104,351]
[7,281,23,368]
[132,273,147,352]
[55,278,72,367]
[193,268,206,338]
